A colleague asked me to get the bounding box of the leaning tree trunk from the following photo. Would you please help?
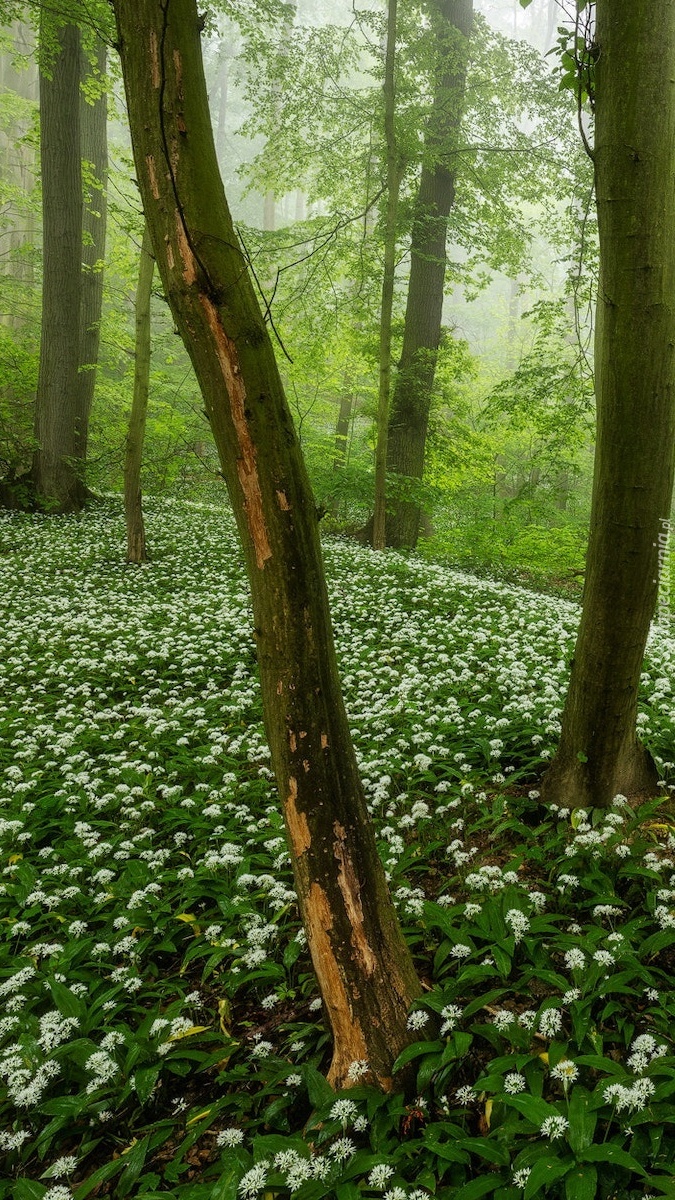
[76,38,108,471]
[112,0,421,1088]
[30,19,84,512]
[384,0,472,550]
[372,0,400,551]
[542,0,675,810]
[124,223,154,564]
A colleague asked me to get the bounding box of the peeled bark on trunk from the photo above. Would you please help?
[384,0,472,550]
[542,0,675,810]
[124,223,154,564]
[112,0,421,1088]
[76,38,108,469]
[372,0,400,551]
[30,19,85,512]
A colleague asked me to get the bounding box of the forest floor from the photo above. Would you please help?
[2,499,675,1200]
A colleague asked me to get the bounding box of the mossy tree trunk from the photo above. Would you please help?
[542,0,675,809]
[124,223,154,564]
[372,0,400,551]
[384,0,472,550]
[30,18,85,512]
[76,38,108,470]
[112,0,421,1088]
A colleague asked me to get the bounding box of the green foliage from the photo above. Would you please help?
[484,299,593,457]
[1,500,675,1195]
[0,327,38,474]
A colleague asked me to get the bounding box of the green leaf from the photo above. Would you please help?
[117,1134,151,1198]
[283,939,302,968]
[461,1137,510,1167]
[449,1032,474,1058]
[74,1157,125,1199]
[567,1088,597,1155]
[452,1176,502,1200]
[133,1064,162,1104]
[578,1144,646,1175]
[524,1157,571,1199]
[565,1165,598,1200]
[336,1185,362,1200]
[301,1064,334,1109]
[48,978,82,1019]
[253,1134,308,1160]
[39,1095,86,1117]
[392,1040,443,1073]
[12,1185,46,1200]
[421,1135,470,1165]
[492,944,512,977]
[501,1095,559,1126]
[209,1148,250,1200]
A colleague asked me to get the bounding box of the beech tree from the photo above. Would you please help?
[0,17,38,331]
[384,0,472,549]
[372,0,401,551]
[541,0,675,808]
[76,38,108,468]
[22,17,109,513]
[29,16,84,511]
[111,0,421,1087]
[124,223,154,564]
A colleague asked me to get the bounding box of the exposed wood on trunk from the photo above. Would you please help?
[113,0,421,1088]
[198,294,273,568]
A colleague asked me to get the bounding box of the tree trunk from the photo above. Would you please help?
[215,52,229,164]
[30,19,84,512]
[124,223,154,564]
[384,0,473,550]
[112,0,421,1088]
[334,382,354,473]
[372,0,400,551]
[76,38,108,471]
[0,19,38,330]
[263,189,276,231]
[542,0,675,810]
[331,380,355,517]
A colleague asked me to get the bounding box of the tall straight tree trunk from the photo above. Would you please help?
[263,189,276,231]
[30,19,84,512]
[0,19,38,330]
[112,0,421,1088]
[334,380,354,472]
[331,379,355,517]
[215,51,229,164]
[384,0,472,550]
[542,0,675,809]
[372,0,400,551]
[76,38,108,471]
[125,223,154,564]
